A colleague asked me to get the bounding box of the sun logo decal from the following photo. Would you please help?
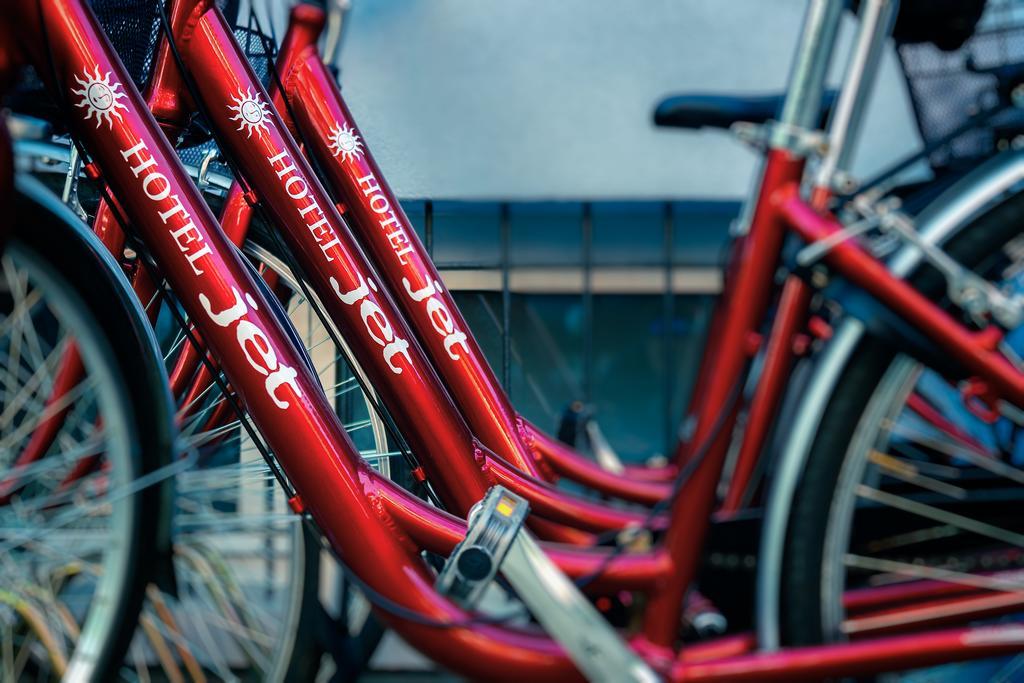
[228,88,272,139]
[327,123,364,162]
[71,66,129,129]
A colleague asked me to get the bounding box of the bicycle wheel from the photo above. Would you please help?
[780,187,1024,678]
[16,139,389,680]
[1,178,173,681]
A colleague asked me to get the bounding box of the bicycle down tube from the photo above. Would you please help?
[260,0,1024,660]
[269,6,678,501]
[260,2,808,647]
[78,0,665,578]
[148,0,1024,677]
[142,0,660,543]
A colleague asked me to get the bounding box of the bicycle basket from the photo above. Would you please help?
[87,0,275,173]
[88,0,243,90]
[88,0,162,90]
[174,22,275,173]
[897,0,1024,172]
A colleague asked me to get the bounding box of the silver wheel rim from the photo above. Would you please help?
[819,245,1024,677]
[0,242,135,681]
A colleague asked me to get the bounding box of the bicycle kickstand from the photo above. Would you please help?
[437,486,659,683]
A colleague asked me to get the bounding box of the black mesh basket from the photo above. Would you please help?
[85,0,274,175]
[10,2,255,129]
[88,0,162,90]
[175,23,275,174]
[88,0,244,90]
[897,0,1024,172]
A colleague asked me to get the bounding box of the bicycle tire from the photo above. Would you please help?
[3,175,174,681]
[780,186,1024,657]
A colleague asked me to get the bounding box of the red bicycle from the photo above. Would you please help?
[231,0,1024,673]
[5,0,1024,680]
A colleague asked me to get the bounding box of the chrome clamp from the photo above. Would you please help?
[436,486,529,608]
[797,191,1024,329]
[731,119,829,158]
[437,486,659,683]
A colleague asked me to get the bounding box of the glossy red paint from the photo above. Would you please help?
[128,6,1024,681]
[618,458,680,482]
[172,0,494,516]
[212,8,1024,663]
[0,2,588,678]
[482,450,661,533]
[274,5,676,503]
[720,275,811,513]
[844,568,1024,615]
[679,633,757,662]
[370,473,673,593]
[8,1,1024,679]
[673,626,1024,681]
[164,189,255,405]
[521,420,673,503]
[93,198,128,255]
[150,0,654,544]
[906,392,989,453]
[844,590,1024,637]
[645,149,808,645]
[268,6,543,479]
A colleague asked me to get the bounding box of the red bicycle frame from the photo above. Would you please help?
[243,5,826,536]
[217,0,1024,668]
[6,0,1024,679]
[146,0,665,545]
[0,1,593,678]
[273,6,679,502]
[257,0,1024,641]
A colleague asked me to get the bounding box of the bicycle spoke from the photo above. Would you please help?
[0,457,192,557]
[862,524,962,554]
[857,485,1024,548]
[888,420,1024,485]
[867,450,968,500]
[992,653,1024,683]
[844,554,1024,592]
